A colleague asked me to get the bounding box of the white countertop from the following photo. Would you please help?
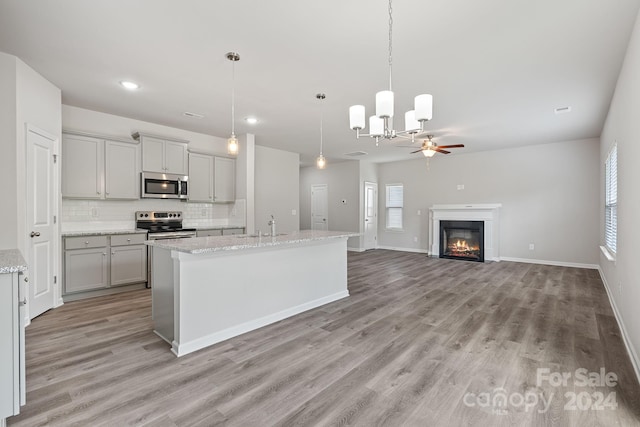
[146,230,359,254]
[0,249,28,274]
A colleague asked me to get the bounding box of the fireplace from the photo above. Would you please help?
[439,220,484,262]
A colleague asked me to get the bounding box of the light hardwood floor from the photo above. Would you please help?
[7,250,640,426]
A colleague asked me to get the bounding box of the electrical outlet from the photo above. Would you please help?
[91,207,99,218]
[618,281,622,293]
[341,199,347,205]
[201,209,207,217]
[417,209,421,216]
[529,243,535,250]
[413,236,418,243]
[291,209,297,215]
[457,184,464,190]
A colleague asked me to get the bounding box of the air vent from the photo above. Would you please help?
[554,106,572,114]
[344,151,368,157]
[184,111,204,119]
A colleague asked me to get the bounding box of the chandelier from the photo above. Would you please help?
[348,0,433,145]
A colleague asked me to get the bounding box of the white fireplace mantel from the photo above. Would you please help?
[429,204,502,261]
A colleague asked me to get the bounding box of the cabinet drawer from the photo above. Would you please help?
[111,233,147,246]
[196,229,223,237]
[222,228,244,236]
[65,235,108,250]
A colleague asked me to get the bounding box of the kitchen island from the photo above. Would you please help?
[147,230,358,357]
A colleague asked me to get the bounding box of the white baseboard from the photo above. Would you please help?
[376,246,429,254]
[597,267,640,386]
[347,247,365,252]
[500,256,598,270]
[172,290,350,357]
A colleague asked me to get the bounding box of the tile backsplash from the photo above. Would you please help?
[61,198,246,232]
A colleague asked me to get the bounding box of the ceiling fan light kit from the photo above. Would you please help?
[348,0,433,146]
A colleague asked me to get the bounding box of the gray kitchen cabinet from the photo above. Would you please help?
[214,156,236,203]
[64,240,109,293]
[63,233,147,298]
[196,229,223,237]
[222,228,245,236]
[110,234,147,286]
[188,153,215,202]
[0,270,26,423]
[62,131,140,200]
[134,132,188,175]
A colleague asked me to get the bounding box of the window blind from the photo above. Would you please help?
[605,144,617,253]
[386,184,403,229]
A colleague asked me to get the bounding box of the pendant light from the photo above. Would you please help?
[226,52,240,155]
[316,93,327,169]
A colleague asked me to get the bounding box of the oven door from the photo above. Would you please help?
[141,172,188,199]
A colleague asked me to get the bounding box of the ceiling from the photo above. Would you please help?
[1,0,639,164]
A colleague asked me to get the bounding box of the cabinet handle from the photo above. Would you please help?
[127,238,131,242]
[111,252,115,255]
[23,276,28,282]
[85,241,89,245]
[97,191,101,195]
[102,253,106,256]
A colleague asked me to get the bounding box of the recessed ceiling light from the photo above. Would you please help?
[554,106,571,114]
[245,117,258,125]
[120,81,140,90]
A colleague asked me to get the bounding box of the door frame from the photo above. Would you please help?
[363,181,378,250]
[311,184,328,231]
[25,123,61,322]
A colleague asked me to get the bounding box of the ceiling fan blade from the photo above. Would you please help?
[434,148,450,154]
[436,144,465,149]
[410,149,424,154]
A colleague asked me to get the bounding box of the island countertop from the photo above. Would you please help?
[145,230,359,254]
[0,249,28,274]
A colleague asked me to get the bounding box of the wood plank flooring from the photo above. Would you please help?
[7,250,640,426]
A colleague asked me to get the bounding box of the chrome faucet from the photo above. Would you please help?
[268,215,276,236]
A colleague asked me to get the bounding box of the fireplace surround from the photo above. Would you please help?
[429,204,501,262]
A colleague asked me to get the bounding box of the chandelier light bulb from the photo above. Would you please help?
[227,134,239,155]
[414,94,433,121]
[349,105,365,130]
[404,110,420,133]
[316,154,326,169]
[375,90,394,118]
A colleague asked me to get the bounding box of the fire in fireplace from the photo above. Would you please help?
[439,220,484,262]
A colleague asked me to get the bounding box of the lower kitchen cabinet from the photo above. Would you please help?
[111,245,147,286]
[196,229,223,237]
[222,228,245,236]
[63,233,147,299]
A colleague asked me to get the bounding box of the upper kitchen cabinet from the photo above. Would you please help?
[62,131,140,200]
[133,132,188,175]
[188,152,235,203]
[214,156,236,203]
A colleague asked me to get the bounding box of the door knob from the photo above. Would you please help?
[30,231,40,238]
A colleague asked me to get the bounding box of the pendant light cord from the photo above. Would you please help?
[320,97,324,155]
[388,0,393,92]
[231,59,236,136]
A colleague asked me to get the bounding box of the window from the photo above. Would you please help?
[386,184,403,230]
[605,144,617,253]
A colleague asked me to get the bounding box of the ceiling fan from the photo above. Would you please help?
[410,135,464,157]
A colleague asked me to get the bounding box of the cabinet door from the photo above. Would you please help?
[141,136,165,173]
[165,141,188,175]
[105,140,140,199]
[214,157,236,203]
[0,273,19,418]
[111,245,147,286]
[62,134,103,198]
[188,153,214,202]
[64,248,108,293]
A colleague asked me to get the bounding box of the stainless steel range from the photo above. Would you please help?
[136,211,196,288]
[136,211,196,240]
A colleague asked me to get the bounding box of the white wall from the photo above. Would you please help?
[377,138,600,265]
[0,53,18,249]
[599,8,640,376]
[254,145,299,234]
[300,161,360,248]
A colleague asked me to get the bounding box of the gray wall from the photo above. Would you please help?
[300,161,360,249]
[0,53,18,249]
[377,138,600,265]
[599,8,640,373]
[254,145,300,234]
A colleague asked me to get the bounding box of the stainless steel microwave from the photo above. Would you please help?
[141,172,189,199]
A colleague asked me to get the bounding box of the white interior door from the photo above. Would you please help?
[311,184,328,231]
[26,125,57,319]
[364,182,377,249]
